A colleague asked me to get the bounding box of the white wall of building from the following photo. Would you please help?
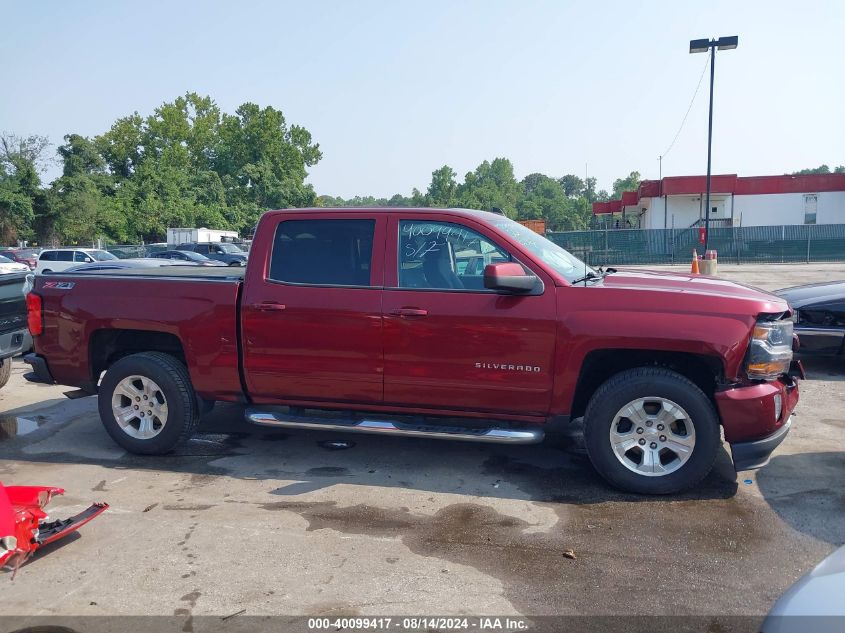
[733,191,845,226]
[642,195,730,229]
[637,191,845,228]
[818,192,845,223]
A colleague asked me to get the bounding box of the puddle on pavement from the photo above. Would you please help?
[318,440,356,451]
[306,466,350,477]
[0,415,47,441]
[169,432,247,457]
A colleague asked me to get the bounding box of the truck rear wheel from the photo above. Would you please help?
[0,358,11,389]
[98,352,199,454]
[583,367,720,494]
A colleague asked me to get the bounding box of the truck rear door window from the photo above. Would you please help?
[269,219,375,287]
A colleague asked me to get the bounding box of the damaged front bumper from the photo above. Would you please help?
[715,369,800,472]
[730,416,793,471]
[0,483,107,573]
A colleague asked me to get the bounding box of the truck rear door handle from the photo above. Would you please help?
[256,302,286,312]
[391,307,428,317]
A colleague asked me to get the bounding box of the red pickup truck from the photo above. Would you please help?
[24,208,801,494]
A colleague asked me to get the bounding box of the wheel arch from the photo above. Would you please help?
[90,329,186,388]
[569,348,725,420]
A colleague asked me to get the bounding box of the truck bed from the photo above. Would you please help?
[51,266,246,280]
[33,269,244,401]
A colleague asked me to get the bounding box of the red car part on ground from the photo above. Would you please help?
[0,482,107,575]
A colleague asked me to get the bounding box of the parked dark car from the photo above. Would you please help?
[775,281,845,355]
[176,242,247,266]
[0,271,31,389]
[63,258,203,273]
[151,250,228,266]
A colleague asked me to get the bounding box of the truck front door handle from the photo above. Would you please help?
[391,308,428,317]
[256,302,286,312]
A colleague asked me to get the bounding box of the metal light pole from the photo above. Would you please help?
[689,35,738,253]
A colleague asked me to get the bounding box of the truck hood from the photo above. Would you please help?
[598,269,789,312]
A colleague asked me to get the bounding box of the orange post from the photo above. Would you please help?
[691,249,700,274]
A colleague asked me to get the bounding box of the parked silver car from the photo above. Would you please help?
[762,545,845,632]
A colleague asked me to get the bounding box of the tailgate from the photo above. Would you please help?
[0,272,28,336]
[33,272,243,400]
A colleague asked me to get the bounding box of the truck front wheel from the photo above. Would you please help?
[583,367,720,494]
[0,358,11,389]
[98,352,200,454]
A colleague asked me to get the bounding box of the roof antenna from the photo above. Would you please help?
[584,251,588,287]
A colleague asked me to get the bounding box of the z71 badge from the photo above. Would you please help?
[42,281,76,290]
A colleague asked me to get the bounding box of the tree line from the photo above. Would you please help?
[316,164,644,232]
[0,93,320,245]
[2,92,839,246]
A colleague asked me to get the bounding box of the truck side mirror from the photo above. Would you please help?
[483,262,537,293]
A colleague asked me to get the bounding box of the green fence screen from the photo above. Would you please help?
[548,224,845,266]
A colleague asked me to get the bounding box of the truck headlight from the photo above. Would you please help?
[746,319,793,380]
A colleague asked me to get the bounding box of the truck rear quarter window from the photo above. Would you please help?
[269,219,375,287]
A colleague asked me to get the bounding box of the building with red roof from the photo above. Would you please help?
[592,172,845,229]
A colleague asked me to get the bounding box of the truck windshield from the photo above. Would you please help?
[490,217,596,284]
[217,243,243,254]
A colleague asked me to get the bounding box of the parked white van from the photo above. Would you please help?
[36,249,119,274]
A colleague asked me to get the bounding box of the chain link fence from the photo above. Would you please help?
[548,224,845,267]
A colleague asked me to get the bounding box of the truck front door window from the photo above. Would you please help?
[269,219,375,287]
[398,220,510,291]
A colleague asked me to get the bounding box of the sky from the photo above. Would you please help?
[1,0,843,198]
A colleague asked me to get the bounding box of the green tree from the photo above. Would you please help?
[85,93,323,242]
[792,164,845,175]
[558,174,585,198]
[792,165,830,175]
[214,101,321,222]
[426,165,457,206]
[611,171,641,199]
[518,173,569,228]
[456,158,521,217]
[0,134,50,243]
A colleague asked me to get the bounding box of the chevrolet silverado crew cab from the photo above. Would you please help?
[24,208,802,494]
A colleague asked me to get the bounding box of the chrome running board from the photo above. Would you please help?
[245,409,544,445]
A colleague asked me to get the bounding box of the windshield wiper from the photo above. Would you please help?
[573,267,617,286]
[571,272,601,285]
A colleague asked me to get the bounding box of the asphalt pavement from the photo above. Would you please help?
[0,263,842,622]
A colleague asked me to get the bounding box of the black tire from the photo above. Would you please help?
[583,367,720,495]
[98,351,199,454]
[42,269,52,274]
[0,358,11,389]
